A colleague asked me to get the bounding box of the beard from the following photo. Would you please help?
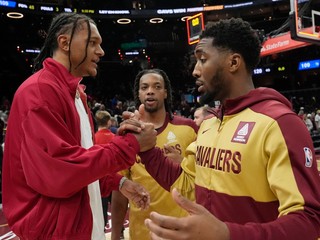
[199,68,225,106]
[199,91,216,105]
[144,105,158,113]
[143,101,161,113]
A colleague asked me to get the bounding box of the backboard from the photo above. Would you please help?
[290,0,320,45]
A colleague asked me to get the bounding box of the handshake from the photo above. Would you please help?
[118,104,157,152]
[115,104,156,211]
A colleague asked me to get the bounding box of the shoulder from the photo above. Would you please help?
[171,115,192,124]
[13,71,59,111]
[250,99,295,121]
[170,115,198,132]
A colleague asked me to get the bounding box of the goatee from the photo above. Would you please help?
[199,91,216,106]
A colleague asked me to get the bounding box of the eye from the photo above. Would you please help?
[89,40,97,46]
[200,58,207,64]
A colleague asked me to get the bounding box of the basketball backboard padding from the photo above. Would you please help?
[290,0,320,45]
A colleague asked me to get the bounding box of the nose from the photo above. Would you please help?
[192,62,200,79]
[147,87,154,95]
[97,45,105,57]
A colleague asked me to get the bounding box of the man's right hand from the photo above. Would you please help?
[119,104,157,152]
[118,104,146,135]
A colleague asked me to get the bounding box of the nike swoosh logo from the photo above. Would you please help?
[202,128,211,134]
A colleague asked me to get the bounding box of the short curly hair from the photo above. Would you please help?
[200,18,261,72]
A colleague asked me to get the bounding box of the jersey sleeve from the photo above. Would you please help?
[140,142,196,201]
[170,141,196,201]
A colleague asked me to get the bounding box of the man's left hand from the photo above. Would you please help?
[120,179,150,210]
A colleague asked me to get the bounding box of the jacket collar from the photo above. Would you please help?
[43,58,82,98]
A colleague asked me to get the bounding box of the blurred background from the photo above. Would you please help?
[0,0,320,113]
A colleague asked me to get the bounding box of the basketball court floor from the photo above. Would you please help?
[0,204,130,240]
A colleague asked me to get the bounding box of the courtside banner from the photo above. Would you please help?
[260,31,311,57]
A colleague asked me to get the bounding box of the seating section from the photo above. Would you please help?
[312,133,320,154]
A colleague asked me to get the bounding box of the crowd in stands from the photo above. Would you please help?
[2,93,320,147]
[297,106,320,152]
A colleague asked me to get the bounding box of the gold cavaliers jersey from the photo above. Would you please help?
[195,105,309,217]
[139,88,320,239]
[122,114,197,240]
[191,89,320,239]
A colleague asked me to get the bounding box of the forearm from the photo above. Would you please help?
[111,191,128,240]
[139,147,182,191]
[21,121,139,198]
[100,174,123,197]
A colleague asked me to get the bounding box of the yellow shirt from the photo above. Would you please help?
[122,115,197,240]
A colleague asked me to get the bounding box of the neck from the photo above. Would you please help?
[144,109,167,129]
[221,76,254,105]
[98,126,109,130]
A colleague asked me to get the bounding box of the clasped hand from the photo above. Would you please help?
[118,104,157,152]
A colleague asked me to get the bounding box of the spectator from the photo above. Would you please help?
[304,113,314,133]
[193,105,211,127]
[94,110,115,232]
[110,116,119,134]
[297,106,304,120]
[315,109,320,132]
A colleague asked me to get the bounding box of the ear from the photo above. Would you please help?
[229,53,241,73]
[57,35,70,52]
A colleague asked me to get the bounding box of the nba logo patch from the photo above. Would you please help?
[231,122,255,144]
[303,147,313,167]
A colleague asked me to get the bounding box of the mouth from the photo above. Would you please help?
[92,59,99,67]
[144,98,156,104]
[196,79,205,93]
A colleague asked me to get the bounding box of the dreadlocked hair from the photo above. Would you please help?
[200,18,262,72]
[33,12,95,73]
[133,69,174,119]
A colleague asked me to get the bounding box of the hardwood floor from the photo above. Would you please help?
[0,205,19,240]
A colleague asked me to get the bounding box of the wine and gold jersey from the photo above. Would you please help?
[122,113,198,240]
[141,88,320,240]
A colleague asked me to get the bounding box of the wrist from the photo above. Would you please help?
[119,176,128,190]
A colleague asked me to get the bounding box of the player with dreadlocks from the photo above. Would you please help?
[111,68,198,240]
[133,69,175,119]
[2,12,156,240]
